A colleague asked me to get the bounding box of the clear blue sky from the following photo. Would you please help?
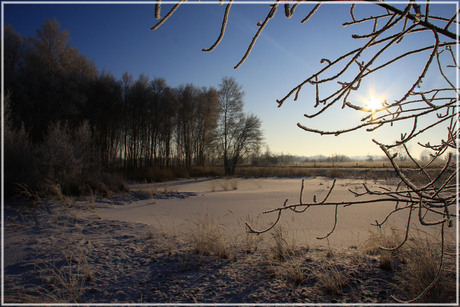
[2,1,457,158]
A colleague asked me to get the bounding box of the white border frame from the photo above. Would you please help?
[1,1,458,306]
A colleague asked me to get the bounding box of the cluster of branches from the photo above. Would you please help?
[152,1,458,303]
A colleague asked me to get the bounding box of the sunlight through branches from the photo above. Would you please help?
[152,1,459,303]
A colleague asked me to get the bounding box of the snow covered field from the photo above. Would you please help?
[4,177,457,304]
[99,177,438,248]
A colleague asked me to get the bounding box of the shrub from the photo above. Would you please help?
[5,118,127,199]
[36,122,84,195]
[4,123,36,198]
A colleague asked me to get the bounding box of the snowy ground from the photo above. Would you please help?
[3,177,457,304]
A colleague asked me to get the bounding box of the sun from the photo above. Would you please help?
[365,95,384,113]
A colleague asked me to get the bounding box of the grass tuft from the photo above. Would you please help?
[318,262,348,295]
[36,249,92,303]
[397,236,456,302]
[190,210,231,259]
[269,226,296,261]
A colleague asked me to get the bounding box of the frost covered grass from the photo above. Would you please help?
[190,210,232,259]
[4,178,456,304]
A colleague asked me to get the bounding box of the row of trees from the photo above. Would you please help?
[4,19,263,189]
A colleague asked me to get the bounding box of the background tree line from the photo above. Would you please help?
[4,19,262,197]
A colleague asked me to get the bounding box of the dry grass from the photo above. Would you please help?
[220,178,239,191]
[318,262,349,295]
[35,248,92,303]
[209,178,239,192]
[265,257,307,286]
[397,235,456,303]
[151,217,179,256]
[282,258,307,286]
[269,226,297,261]
[190,210,231,259]
[231,213,263,254]
[362,228,456,302]
[362,228,402,271]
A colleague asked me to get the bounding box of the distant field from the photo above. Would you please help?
[266,160,448,169]
[124,160,452,183]
[235,160,452,182]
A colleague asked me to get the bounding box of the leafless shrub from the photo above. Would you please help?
[37,122,83,193]
[4,96,36,197]
[5,105,126,199]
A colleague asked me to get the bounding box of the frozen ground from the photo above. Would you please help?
[3,177,457,304]
[97,177,444,248]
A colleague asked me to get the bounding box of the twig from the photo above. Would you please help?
[316,204,338,240]
[202,0,233,53]
[151,0,186,31]
[379,203,414,251]
[234,1,280,69]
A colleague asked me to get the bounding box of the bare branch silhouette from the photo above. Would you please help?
[151,1,459,302]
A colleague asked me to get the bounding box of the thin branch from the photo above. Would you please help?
[234,1,280,69]
[373,1,459,40]
[245,199,285,235]
[151,0,186,31]
[316,204,338,240]
[301,3,321,24]
[155,0,161,19]
[444,8,459,31]
[202,0,233,53]
[379,204,414,251]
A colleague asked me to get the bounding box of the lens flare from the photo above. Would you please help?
[365,95,383,112]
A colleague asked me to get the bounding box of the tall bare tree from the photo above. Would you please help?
[195,87,220,166]
[217,76,263,175]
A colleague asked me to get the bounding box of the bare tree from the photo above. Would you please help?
[152,1,458,302]
[195,87,220,166]
[217,76,263,175]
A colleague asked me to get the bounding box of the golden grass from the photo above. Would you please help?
[318,262,349,295]
[269,226,297,262]
[362,228,456,302]
[361,228,402,271]
[35,248,92,303]
[190,210,231,259]
[397,235,456,302]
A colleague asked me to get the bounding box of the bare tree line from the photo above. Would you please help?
[4,19,263,196]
